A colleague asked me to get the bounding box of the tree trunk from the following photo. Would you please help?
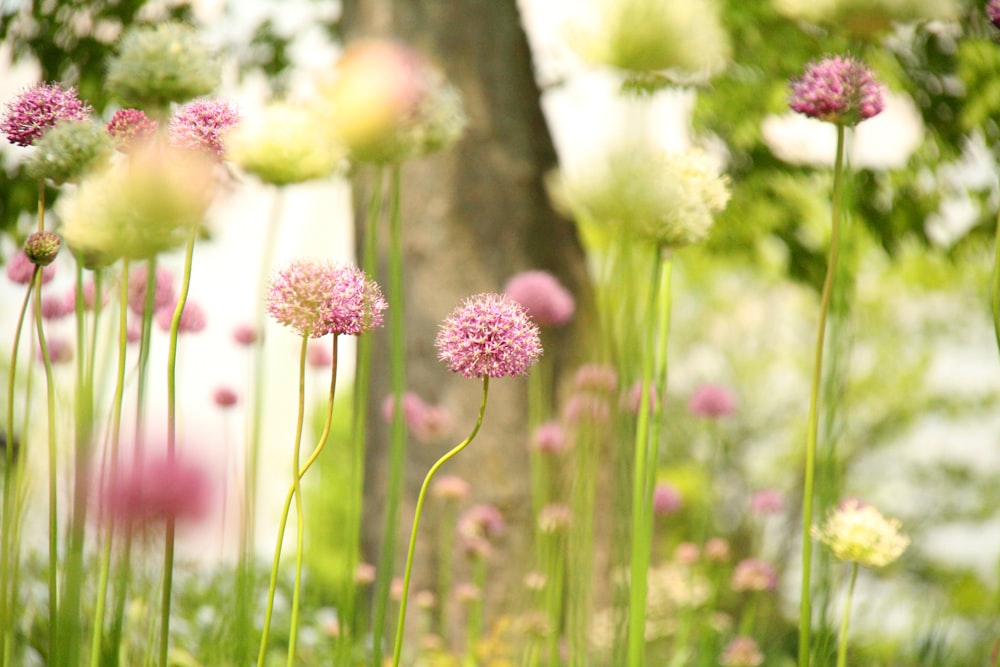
[340,0,591,631]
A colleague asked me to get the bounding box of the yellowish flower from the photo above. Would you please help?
[813,499,909,569]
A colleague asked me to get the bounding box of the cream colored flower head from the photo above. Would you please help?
[773,0,959,39]
[813,499,909,568]
[227,102,345,185]
[59,142,216,261]
[565,0,729,79]
[555,144,730,249]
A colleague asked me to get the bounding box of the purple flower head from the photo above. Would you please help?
[790,55,884,126]
[38,337,73,365]
[531,420,568,454]
[435,293,542,379]
[1,83,92,147]
[41,293,72,320]
[168,99,240,158]
[731,558,778,593]
[213,386,239,408]
[989,0,1000,29]
[688,383,737,419]
[431,474,471,502]
[156,300,207,334]
[503,270,575,328]
[458,504,506,540]
[100,453,212,527]
[750,489,785,515]
[307,340,334,368]
[128,264,175,315]
[381,390,427,426]
[232,323,259,346]
[106,108,159,152]
[266,260,386,338]
[652,482,682,516]
[573,363,618,394]
[720,636,764,667]
[6,251,56,285]
[65,279,106,312]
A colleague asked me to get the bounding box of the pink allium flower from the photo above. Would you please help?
[1,82,92,146]
[989,0,1000,29]
[674,542,700,565]
[106,108,158,152]
[454,582,481,603]
[213,386,239,408]
[789,55,884,126]
[413,404,454,442]
[126,321,142,344]
[156,300,207,334]
[687,383,737,419]
[562,393,611,424]
[127,264,175,315]
[652,482,682,516]
[720,636,764,667]
[65,279,106,312]
[731,558,778,593]
[458,503,506,540]
[531,420,568,454]
[41,293,72,320]
[573,363,618,394]
[100,454,211,527]
[266,260,387,338]
[381,390,427,426]
[436,293,542,379]
[38,337,73,365]
[307,340,334,368]
[168,98,240,158]
[503,270,575,328]
[750,489,785,515]
[6,250,56,285]
[622,380,659,415]
[705,537,731,563]
[232,323,259,346]
[431,474,471,502]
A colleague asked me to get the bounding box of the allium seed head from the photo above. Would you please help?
[25,120,114,184]
[435,293,542,379]
[24,231,62,266]
[1,82,92,147]
[503,270,575,327]
[789,56,885,126]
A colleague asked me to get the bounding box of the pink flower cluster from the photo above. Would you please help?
[1,82,92,147]
[168,99,240,158]
[266,260,387,338]
[789,55,884,126]
[107,108,159,152]
[435,293,542,379]
[100,454,211,528]
[503,270,575,328]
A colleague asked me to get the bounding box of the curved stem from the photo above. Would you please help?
[391,377,491,667]
[33,266,60,666]
[160,226,199,667]
[799,123,846,667]
[835,563,859,667]
[1,269,37,665]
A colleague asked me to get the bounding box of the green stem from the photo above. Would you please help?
[375,164,407,662]
[340,166,382,664]
[391,377,491,667]
[835,563,859,667]
[160,226,199,667]
[1,267,37,666]
[799,123,846,667]
[134,257,159,456]
[626,250,665,667]
[992,178,1000,355]
[34,263,60,667]
[90,258,131,667]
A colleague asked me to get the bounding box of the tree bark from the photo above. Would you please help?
[340,0,591,626]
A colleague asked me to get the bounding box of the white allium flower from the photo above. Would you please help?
[812,499,909,569]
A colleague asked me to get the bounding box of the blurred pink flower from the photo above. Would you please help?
[503,270,575,328]
[213,387,239,409]
[720,636,764,667]
[731,558,778,593]
[38,337,73,365]
[41,293,72,320]
[100,454,211,527]
[750,489,785,515]
[622,380,659,415]
[127,264,175,315]
[531,420,568,455]
[572,363,618,394]
[687,383,737,419]
[232,323,259,346]
[6,251,56,285]
[431,474,470,503]
[307,340,334,368]
[652,482,682,516]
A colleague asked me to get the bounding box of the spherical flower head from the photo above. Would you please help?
[413,404,454,443]
[25,120,114,184]
[731,558,778,592]
[652,482,682,516]
[320,39,467,164]
[227,101,345,185]
[750,489,785,515]
[106,108,159,153]
[213,386,239,408]
[503,270,575,327]
[107,22,221,110]
[573,363,618,394]
[431,474,471,503]
[813,498,909,568]
[436,293,542,379]
[381,391,427,426]
[705,537,730,563]
[169,99,240,159]
[100,453,211,527]
[307,341,334,368]
[24,230,61,266]
[41,294,72,320]
[127,264,175,315]
[58,143,216,261]
[232,324,259,346]
[790,56,885,126]
[1,82,92,147]
[156,300,207,334]
[688,383,737,419]
[720,636,764,667]
[458,504,506,541]
[6,250,55,285]
[990,0,1000,29]
[565,0,729,80]
[266,260,386,338]
[531,420,568,454]
[674,542,700,565]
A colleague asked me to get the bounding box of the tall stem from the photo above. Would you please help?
[374,164,406,661]
[991,178,1000,356]
[835,563,859,667]
[391,377,491,667]
[626,250,664,667]
[160,226,199,667]
[285,335,310,667]
[799,123,846,667]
